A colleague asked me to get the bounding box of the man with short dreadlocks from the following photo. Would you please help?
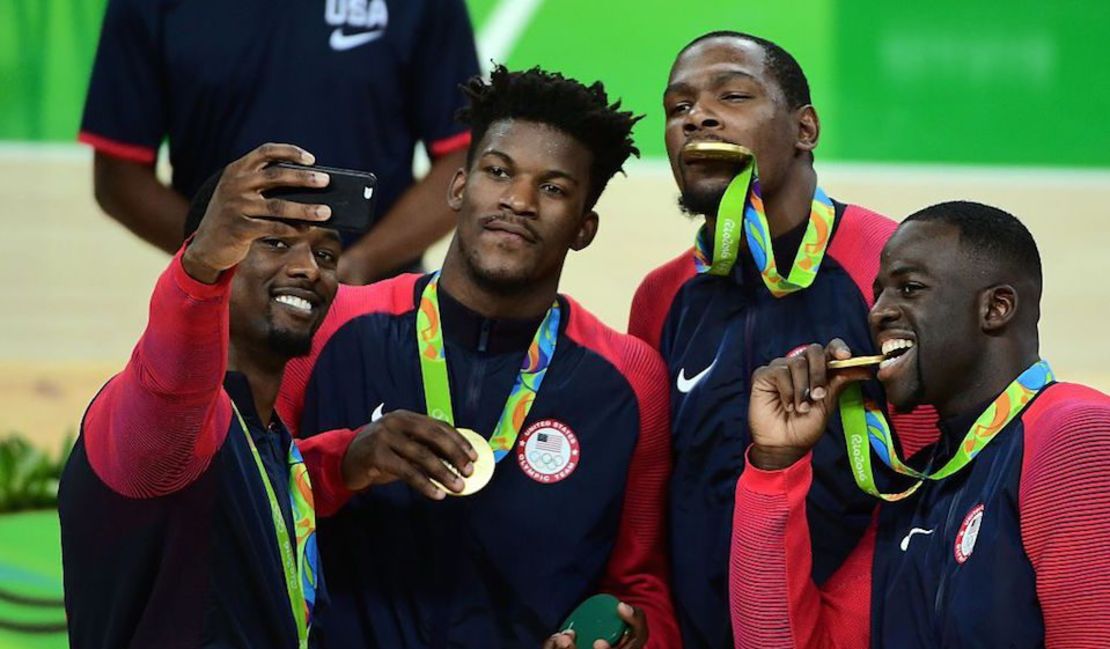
[277,66,680,649]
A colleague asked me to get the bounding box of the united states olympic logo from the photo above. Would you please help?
[516,419,580,484]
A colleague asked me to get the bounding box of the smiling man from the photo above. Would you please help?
[625,31,935,649]
[57,143,399,648]
[277,66,679,649]
[731,202,1110,648]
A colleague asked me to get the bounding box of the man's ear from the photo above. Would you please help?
[571,211,599,252]
[447,168,467,211]
[980,284,1019,333]
[795,104,819,153]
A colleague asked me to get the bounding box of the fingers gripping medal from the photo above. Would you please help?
[417,272,561,497]
[430,428,496,496]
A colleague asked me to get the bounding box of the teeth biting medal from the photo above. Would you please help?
[829,340,916,369]
[681,141,753,163]
[827,355,885,369]
[688,142,837,293]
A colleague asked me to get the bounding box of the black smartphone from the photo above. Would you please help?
[263,162,377,235]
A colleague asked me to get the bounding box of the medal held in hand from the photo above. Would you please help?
[416,273,560,495]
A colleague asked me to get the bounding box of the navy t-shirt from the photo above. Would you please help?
[80,0,479,217]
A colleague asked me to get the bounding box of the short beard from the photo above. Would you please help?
[678,184,728,219]
[891,352,928,415]
[266,327,313,359]
[459,239,534,296]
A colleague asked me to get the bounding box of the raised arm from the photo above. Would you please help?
[82,248,235,498]
[83,143,333,498]
[730,341,875,649]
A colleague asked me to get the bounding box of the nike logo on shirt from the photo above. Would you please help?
[677,360,716,394]
[329,28,384,51]
[371,402,385,422]
[900,527,935,551]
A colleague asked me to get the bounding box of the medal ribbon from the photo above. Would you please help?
[693,160,836,298]
[838,359,1055,501]
[416,272,560,461]
[233,405,318,649]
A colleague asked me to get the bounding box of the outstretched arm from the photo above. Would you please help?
[83,143,332,498]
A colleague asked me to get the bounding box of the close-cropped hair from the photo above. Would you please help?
[457,64,642,209]
[904,200,1043,290]
[680,31,812,109]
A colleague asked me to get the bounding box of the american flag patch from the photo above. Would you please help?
[535,432,563,453]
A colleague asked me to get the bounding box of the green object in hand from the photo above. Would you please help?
[559,593,629,646]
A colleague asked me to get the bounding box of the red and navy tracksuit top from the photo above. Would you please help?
[628,201,936,649]
[731,382,1110,648]
[277,274,680,649]
[58,251,353,649]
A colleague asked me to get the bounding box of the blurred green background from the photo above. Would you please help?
[2,0,1109,165]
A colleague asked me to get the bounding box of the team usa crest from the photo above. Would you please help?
[954,503,985,564]
[517,419,580,484]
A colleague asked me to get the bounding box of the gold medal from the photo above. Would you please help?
[430,428,496,497]
[827,355,885,369]
[681,141,753,164]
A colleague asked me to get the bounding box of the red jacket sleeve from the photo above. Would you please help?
[82,247,234,498]
[730,450,873,649]
[595,337,681,649]
[627,250,695,351]
[1019,385,1110,648]
[295,428,357,517]
[280,298,359,517]
[279,277,421,515]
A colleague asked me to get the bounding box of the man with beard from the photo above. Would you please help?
[627,31,935,648]
[278,66,679,648]
[731,201,1110,648]
[58,144,456,648]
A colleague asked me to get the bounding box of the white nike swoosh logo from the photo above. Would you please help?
[329,28,384,51]
[371,402,385,422]
[676,360,717,394]
[900,527,935,551]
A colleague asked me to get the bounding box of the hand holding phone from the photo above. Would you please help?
[263,162,378,236]
[184,143,334,282]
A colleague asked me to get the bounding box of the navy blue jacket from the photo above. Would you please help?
[279,274,680,649]
[58,253,351,648]
[731,382,1110,648]
[629,201,936,649]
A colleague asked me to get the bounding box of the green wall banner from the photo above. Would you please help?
[3,0,1107,166]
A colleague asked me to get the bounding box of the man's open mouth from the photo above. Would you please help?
[273,295,314,314]
[878,338,915,378]
[271,287,320,316]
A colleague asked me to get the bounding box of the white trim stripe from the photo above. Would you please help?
[476,0,545,71]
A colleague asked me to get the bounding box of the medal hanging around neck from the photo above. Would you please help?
[232,405,317,649]
[689,143,836,297]
[415,272,560,494]
[838,360,1055,501]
